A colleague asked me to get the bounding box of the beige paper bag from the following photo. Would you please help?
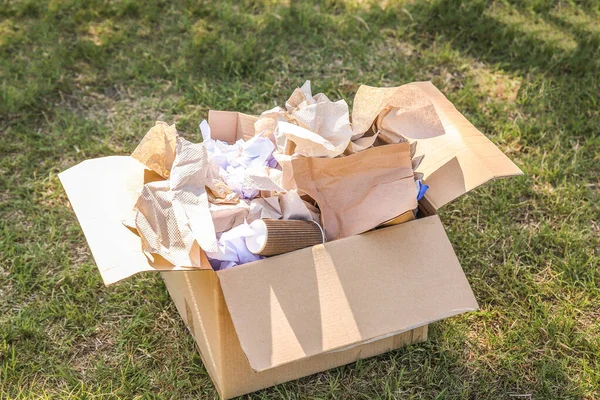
[292,143,417,240]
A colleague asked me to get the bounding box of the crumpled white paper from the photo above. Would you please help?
[202,120,279,199]
[277,81,354,158]
[248,197,282,221]
[206,221,262,270]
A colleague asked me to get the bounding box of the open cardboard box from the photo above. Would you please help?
[59,82,522,399]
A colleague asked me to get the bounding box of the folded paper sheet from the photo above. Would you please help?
[292,143,417,240]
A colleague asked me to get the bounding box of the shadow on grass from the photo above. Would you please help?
[404,0,599,146]
[413,0,599,77]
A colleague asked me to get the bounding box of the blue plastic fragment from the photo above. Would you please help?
[416,180,429,201]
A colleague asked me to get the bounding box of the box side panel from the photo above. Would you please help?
[161,270,225,396]
[207,110,258,144]
[216,278,427,399]
[217,215,478,371]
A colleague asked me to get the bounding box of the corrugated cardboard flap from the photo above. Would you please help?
[59,156,208,285]
[408,82,523,212]
[217,215,478,372]
[208,110,258,143]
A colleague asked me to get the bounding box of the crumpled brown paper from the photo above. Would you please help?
[292,143,417,240]
[210,202,250,233]
[351,84,446,144]
[207,181,240,205]
[131,121,178,178]
[344,131,380,155]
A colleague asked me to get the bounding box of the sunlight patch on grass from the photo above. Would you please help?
[550,4,600,36]
[488,6,578,52]
[83,21,120,47]
[471,64,522,102]
[0,19,19,47]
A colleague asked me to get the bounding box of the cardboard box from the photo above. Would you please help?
[59,82,522,398]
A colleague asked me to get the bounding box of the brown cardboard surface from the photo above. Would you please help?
[161,268,428,399]
[59,156,203,285]
[161,270,225,392]
[218,215,478,372]
[208,110,258,143]
[406,82,523,210]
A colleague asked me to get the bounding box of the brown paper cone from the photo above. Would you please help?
[246,219,325,257]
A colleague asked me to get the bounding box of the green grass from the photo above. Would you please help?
[1,0,599,398]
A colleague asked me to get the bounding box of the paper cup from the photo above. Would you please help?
[246,219,325,256]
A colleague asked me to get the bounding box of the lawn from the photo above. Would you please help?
[1,0,599,398]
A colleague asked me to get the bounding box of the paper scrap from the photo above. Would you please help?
[345,131,380,155]
[207,181,240,205]
[210,202,250,233]
[351,84,446,143]
[200,119,211,141]
[169,137,221,253]
[279,190,320,222]
[131,121,177,179]
[248,197,282,222]
[255,106,286,147]
[273,152,297,190]
[284,95,353,158]
[278,122,350,159]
